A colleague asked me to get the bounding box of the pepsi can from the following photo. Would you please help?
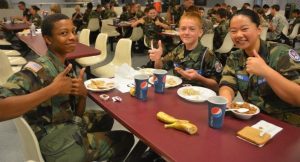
[134,74,149,101]
[153,69,167,93]
[207,96,227,129]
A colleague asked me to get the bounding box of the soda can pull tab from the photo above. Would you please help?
[112,96,122,102]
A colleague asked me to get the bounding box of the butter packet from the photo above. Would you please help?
[237,120,283,147]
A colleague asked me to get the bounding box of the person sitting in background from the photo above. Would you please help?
[13,1,31,22]
[136,4,145,19]
[192,6,213,34]
[131,6,170,48]
[100,2,117,19]
[82,2,93,28]
[0,13,134,161]
[50,3,61,14]
[219,9,300,127]
[256,8,269,27]
[288,9,300,35]
[72,5,83,33]
[167,0,194,25]
[263,4,273,21]
[27,5,42,28]
[119,4,131,21]
[149,12,222,92]
[267,4,288,41]
[213,8,229,51]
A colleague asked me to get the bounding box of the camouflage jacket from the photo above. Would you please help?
[162,40,223,85]
[213,19,229,50]
[269,13,288,40]
[89,10,101,19]
[142,16,166,46]
[0,51,77,136]
[202,18,214,34]
[119,11,135,21]
[220,41,300,126]
[168,5,185,25]
[30,14,42,28]
[100,9,117,19]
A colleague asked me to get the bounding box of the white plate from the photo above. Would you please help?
[138,68,155,76]
[149,75,182,88]
[177,86,216,102]
[84,78,117,92]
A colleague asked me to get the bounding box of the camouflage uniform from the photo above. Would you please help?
[213,19,229,50]
[268,13,288,40]
[89,10,102,19]
[202,18,214,34]
[0,51,134,161]
[289,17,300,35]
[119,11,132,21]
[30,14,42,28]
[136,10,145,19]
[220,41,300,126]
[161,40,223,85]
[142,16,167,48]
[168,5,185,25]
[100,9,117,19]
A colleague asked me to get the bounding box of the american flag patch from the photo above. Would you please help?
[24,61,42,73]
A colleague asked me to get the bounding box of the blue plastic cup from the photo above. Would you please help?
[134,74,149,101]
[153,69,167,94]
[207,96,227,129]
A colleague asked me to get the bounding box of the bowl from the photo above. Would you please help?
[231,102,260,120]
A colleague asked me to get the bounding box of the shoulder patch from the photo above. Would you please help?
[215,60,223,73]
[288,49,300,62]
[24,61,43,73]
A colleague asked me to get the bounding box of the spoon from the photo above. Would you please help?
[226,108,249,113]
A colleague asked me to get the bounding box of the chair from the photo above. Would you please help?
[215,32,234,54]
[129,27,143,42]
[101,19,120,51]
[260,26,268,41]
[1,49,22,56]
[75,33,108,67]
[79,29,90,46]
[282,24,289,37]
[288,23,300,39]
[91,38,132,78]
[0,39,12,46]
[14,117,45,162]
[0,52,14,84]
[8,56,27,65]
[87,18,100,32]
[200,33,214,51]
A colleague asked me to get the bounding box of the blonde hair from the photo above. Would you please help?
[179,11,202,28]
[50,3,61,14]
[75,5,80,11]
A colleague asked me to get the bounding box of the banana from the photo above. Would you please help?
[129,87,135,96]
[165,121,198,135]
[156,111,189,124]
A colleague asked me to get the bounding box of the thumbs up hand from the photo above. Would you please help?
[71,68,87,97]
[51,64,73,95]
[246,50,269,76]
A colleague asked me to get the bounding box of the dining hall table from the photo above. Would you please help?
[88,86,300,162]
[17,33,100,59]
[2,22,29,31]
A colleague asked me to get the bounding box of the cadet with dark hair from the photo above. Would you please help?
[220,9,300,127]
[213,8,229,51]
[13,1,31,21]
[268,4,288,40]
[28,5,42,28]
[0,13,134,161]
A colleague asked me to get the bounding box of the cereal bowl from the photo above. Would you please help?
[230,102,260,120]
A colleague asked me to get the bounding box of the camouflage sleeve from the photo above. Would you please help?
[0,69,41,99]
[219,53,238,92]
[274,49,300,84]
[203,50,223,83]
[162,45,182,70]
